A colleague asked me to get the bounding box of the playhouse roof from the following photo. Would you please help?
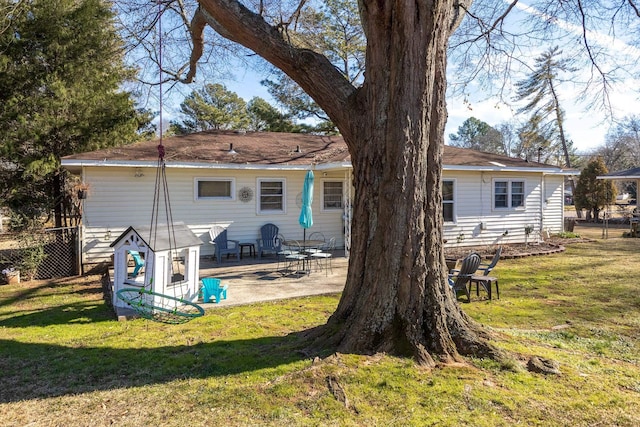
[110,223,203,252]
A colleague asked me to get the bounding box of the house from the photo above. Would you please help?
[61,130,573,267]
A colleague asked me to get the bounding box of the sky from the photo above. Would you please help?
[214,69,640,155]
[445,85,640,154]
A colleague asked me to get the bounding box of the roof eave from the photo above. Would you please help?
[443,165,568,174]
[597,175,640,180]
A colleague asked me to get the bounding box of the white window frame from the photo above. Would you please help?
[442,178,456,223]
[195,177,235,201]
[257,178,286,214]
[321,180,344,211]
[493,179,526,210]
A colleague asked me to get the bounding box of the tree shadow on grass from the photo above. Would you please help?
[0,327,326,403]
[0,285,112,327]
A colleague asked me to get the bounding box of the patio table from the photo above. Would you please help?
[282,239,326,274]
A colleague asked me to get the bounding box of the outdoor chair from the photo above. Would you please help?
[310,236,336,276]
[257,223,281,258]
[477,246,502,276]
[470,247,502,300]
[306,232,326,254]
[127,250,145,278]
[448,252,482,302]
[209,225,240,264]
[201,277,228,303]
[275,234,298,272]
[282,240,308,275]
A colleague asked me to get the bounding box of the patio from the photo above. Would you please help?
[196,250,348,308]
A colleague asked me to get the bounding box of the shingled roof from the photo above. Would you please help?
[62,130,565,172]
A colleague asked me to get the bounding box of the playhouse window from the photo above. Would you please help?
[169,248,188,285]
[323,181,343,210]
[258,179,285,213]
[196,178,234,200]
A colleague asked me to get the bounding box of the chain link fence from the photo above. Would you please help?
[0,226,80,281]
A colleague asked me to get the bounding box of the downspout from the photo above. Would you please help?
[344,169,352,258]
[540,174,545,241]
[80,166,87,272]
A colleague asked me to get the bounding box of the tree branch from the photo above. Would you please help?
[183,7,208,84]
[627,0,640,18]
[191,0,357,130]
[576,0,613,112]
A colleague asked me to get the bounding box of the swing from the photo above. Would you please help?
[116,2,204,324]
[117,287,204,324]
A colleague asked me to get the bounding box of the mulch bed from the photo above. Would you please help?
[444,236,593,261]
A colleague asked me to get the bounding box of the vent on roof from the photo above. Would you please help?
[228,143,237,155]
[294,145,302,153]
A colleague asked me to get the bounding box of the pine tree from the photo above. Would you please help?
[177,83,250,132]
[448,117,504,154]
[574,158,616,221]
[0,0,147,228]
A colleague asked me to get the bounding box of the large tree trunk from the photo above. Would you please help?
[196,0,499,366]
[317,1,497,366]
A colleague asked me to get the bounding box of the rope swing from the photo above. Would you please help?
[117,1,204,324]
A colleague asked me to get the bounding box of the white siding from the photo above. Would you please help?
[541,174,565,235]
[81,167,347,264]
[442,170,564,248]
[79,165,565,263]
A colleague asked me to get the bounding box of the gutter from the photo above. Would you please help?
[62,158,567,175]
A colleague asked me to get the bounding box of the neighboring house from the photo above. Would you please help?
[61,130,573,267]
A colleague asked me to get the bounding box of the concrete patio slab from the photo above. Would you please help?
[198,251,348,308]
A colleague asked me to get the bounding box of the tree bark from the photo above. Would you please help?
[196,0,499,366]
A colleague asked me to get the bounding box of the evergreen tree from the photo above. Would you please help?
[574,158,616,221]
[448,117,504,154]
[516,114,554,163]
[178,83,250,132]
[246,97,296,132]
[0,0,146,228]
[514,46,577,166]
[515,46,580,215]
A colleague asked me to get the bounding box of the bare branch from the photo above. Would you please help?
[194,0,357,127]
[456,0,520,45]
[627,0,640,18]
[576,0,613,112]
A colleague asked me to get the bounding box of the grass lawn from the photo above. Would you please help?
[1,224,639,426]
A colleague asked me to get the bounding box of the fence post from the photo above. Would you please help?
[77,225,83,275]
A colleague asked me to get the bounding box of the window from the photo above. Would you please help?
[494,180,525,209]
[196,178,234,200]
[323,181,343,210]
[258,179,285,213]
[442,179,455,222]
[169,248,188,285]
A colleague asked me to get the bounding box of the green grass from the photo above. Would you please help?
[1,224,639,426]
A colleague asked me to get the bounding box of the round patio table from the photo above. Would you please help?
[281,240,327,273]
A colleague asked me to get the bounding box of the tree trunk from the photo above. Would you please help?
[196,0,498,366]
[53,171,63,228]
[311,1,497,366]
[549,79,582,218]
